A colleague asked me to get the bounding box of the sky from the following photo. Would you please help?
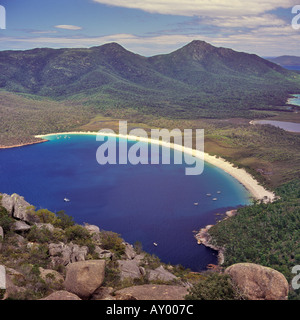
[0,0,299,57]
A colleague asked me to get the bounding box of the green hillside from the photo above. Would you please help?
[1,41,300,119]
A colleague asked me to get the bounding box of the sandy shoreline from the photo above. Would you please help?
[34,131,275,202]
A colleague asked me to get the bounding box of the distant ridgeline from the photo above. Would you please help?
[267,56,300,72]
[0,40,300,119]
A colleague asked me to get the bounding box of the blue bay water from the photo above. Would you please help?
[0,134,250,271]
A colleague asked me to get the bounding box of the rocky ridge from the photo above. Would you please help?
[0,193,290,300]
[0,193,188,300]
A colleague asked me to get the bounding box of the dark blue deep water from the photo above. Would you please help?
[0,134,251,271]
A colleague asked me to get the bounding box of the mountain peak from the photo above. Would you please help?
[174,40,216,56]
[102,42,125,49]
[186,40,212,48]
[92,42,126,51]
[183,40,215,51]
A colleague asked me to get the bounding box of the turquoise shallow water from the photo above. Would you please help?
[0,134,251,271]
[289,94,300,107]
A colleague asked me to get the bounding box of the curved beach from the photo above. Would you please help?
[35,131,275,202]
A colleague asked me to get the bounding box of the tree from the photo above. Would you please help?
[185,273,241,300]
[100,231,125,257]
[35,209,56,224]
[54,210,74,229]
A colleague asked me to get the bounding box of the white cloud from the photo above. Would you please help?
[93,0,297,17]
[55,25,82,30]
[203,14,286,28]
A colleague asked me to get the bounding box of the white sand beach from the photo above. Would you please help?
[35,131,276,202]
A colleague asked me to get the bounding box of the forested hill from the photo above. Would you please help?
[1,40,300,118]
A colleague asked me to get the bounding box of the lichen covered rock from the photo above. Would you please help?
[64,260,106,299]
[225,263,289,300]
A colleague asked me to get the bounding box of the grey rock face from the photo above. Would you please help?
[117,260,143,280]
[1,193,38,224]
[84,223,100,234]
[11,194,37,223]
[115,284,188,300]
[13,221,31,232]
[49,242,89,267]
[123,242,136,260]
[1,194,14,215]
[147,265,177,282]
[94,246,113,259]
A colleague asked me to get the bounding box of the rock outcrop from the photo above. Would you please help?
[13,221,31,233]
[1,192,292,301]
[94,246,113,259]
[40,290,81,300]
[225,263,289,300]
[147,265,178,282]
[38,267,64,287]
[123,242,136,260]
[84,223,101,242]
[3,268,26,299]
[48,242,89,267]
[84,223,100,234]
[64,260,106,299]
[115,284,188,300]
[195,225,224,264]
[117,259,143,280]
[2,194,37,224]
[1,194,14,214]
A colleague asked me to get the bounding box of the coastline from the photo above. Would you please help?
[35,131,276,202]
[0,139,48,150]
[195,209,238,266]
[195,224,225,265]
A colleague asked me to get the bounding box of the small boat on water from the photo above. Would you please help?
[194,202,199,206]
[206,193,211,196]
[217,191,221,194]
[153,242,158,247]
[212,198,217,201]
[64,198,70,202]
